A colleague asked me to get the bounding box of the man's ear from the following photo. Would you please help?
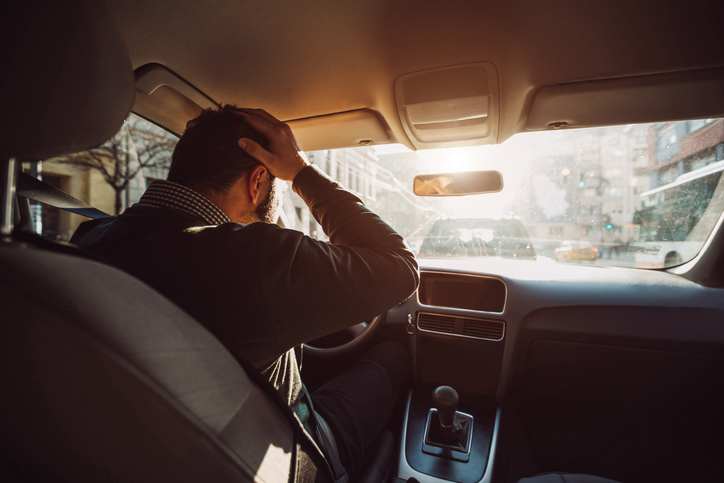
[185,118,200,131]
[247,164,268,204]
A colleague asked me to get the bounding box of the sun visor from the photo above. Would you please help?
[133,64,218,136]
[287,110,391,152]
[526,67,724,131]
[395,63,500,149]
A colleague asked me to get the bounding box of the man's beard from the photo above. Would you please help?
[254,178,282,223]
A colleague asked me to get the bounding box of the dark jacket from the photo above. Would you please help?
[71,165,419,409]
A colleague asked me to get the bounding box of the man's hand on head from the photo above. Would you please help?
[237,108,310,182]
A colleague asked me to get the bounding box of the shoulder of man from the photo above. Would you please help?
[70,216,118,245]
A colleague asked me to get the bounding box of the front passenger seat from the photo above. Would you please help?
[0,0,330,481]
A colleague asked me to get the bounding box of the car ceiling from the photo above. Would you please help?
[108,0,724,146]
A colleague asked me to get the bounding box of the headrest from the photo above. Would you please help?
[0,0,135,160]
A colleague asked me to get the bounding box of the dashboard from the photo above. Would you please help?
[388,258,724,480]
[386,258,724,400]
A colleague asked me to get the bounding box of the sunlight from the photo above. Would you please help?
[403,137,536,220]
[255,441,293,482]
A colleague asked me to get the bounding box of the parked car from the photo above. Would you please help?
[554,240,598,262]
[419,218,536,260]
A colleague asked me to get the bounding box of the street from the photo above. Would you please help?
[537,252,637,268]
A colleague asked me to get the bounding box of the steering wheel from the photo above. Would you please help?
[303,314,384,357]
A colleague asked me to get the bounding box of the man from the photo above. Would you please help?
[71,105,419,478]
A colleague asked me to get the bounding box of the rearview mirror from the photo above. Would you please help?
[413,170,503,196]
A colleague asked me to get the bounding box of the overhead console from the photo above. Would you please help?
[526,66,724,131]
[395,63,500,149]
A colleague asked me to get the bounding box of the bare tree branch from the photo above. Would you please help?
[54,116,177,214]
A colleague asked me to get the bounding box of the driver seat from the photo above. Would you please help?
[0,1,385,481]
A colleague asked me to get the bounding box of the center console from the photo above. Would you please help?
[386,270,506,482]
[394,386,500,483]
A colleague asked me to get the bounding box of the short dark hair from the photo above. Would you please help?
[167,104,270,195]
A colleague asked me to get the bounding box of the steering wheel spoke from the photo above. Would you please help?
[345,322,368,338]
[303,315,383,357]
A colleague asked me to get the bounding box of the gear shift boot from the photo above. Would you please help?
[422,385,474,462]
[424,408,473,454]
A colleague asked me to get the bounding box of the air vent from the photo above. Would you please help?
[418,313,455,333]
[462,318,505,341]
[417,313,505,341]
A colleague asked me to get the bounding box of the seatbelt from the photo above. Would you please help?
[217,364,331,483]
[16,172,109,219]
[313,411,349,483]
[304,388,349,483]
[296,347,349,483]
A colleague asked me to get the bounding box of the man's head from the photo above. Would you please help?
[168,104,285,224]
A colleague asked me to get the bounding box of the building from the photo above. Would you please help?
[289,147,384,239]
[517,122,653,254]
[649,119,724,188]
[27,114,175,241]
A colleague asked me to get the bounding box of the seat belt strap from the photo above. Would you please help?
[313,410,349,483]
[302,384,349,483]
[16,172,109,219]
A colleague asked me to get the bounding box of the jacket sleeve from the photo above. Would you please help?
[247,165,419,350]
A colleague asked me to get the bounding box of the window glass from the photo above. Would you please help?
[689,118,714,133]
[26,113,724,271]
[656,125,677,151]
[25,114,177,241]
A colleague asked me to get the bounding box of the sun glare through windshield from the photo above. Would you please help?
[296,118,724,269]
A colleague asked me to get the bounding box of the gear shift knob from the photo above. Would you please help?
[432,386,459,428]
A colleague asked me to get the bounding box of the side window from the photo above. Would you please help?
[24,114,178,241]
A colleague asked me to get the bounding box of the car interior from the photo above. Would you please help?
[2,1,724,482]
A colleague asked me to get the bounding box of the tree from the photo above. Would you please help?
[57,116,177,214]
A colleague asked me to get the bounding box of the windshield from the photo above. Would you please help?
[29,115,724,270]
[298,118,724,269]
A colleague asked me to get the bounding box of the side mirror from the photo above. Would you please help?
[413,170,503,196]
